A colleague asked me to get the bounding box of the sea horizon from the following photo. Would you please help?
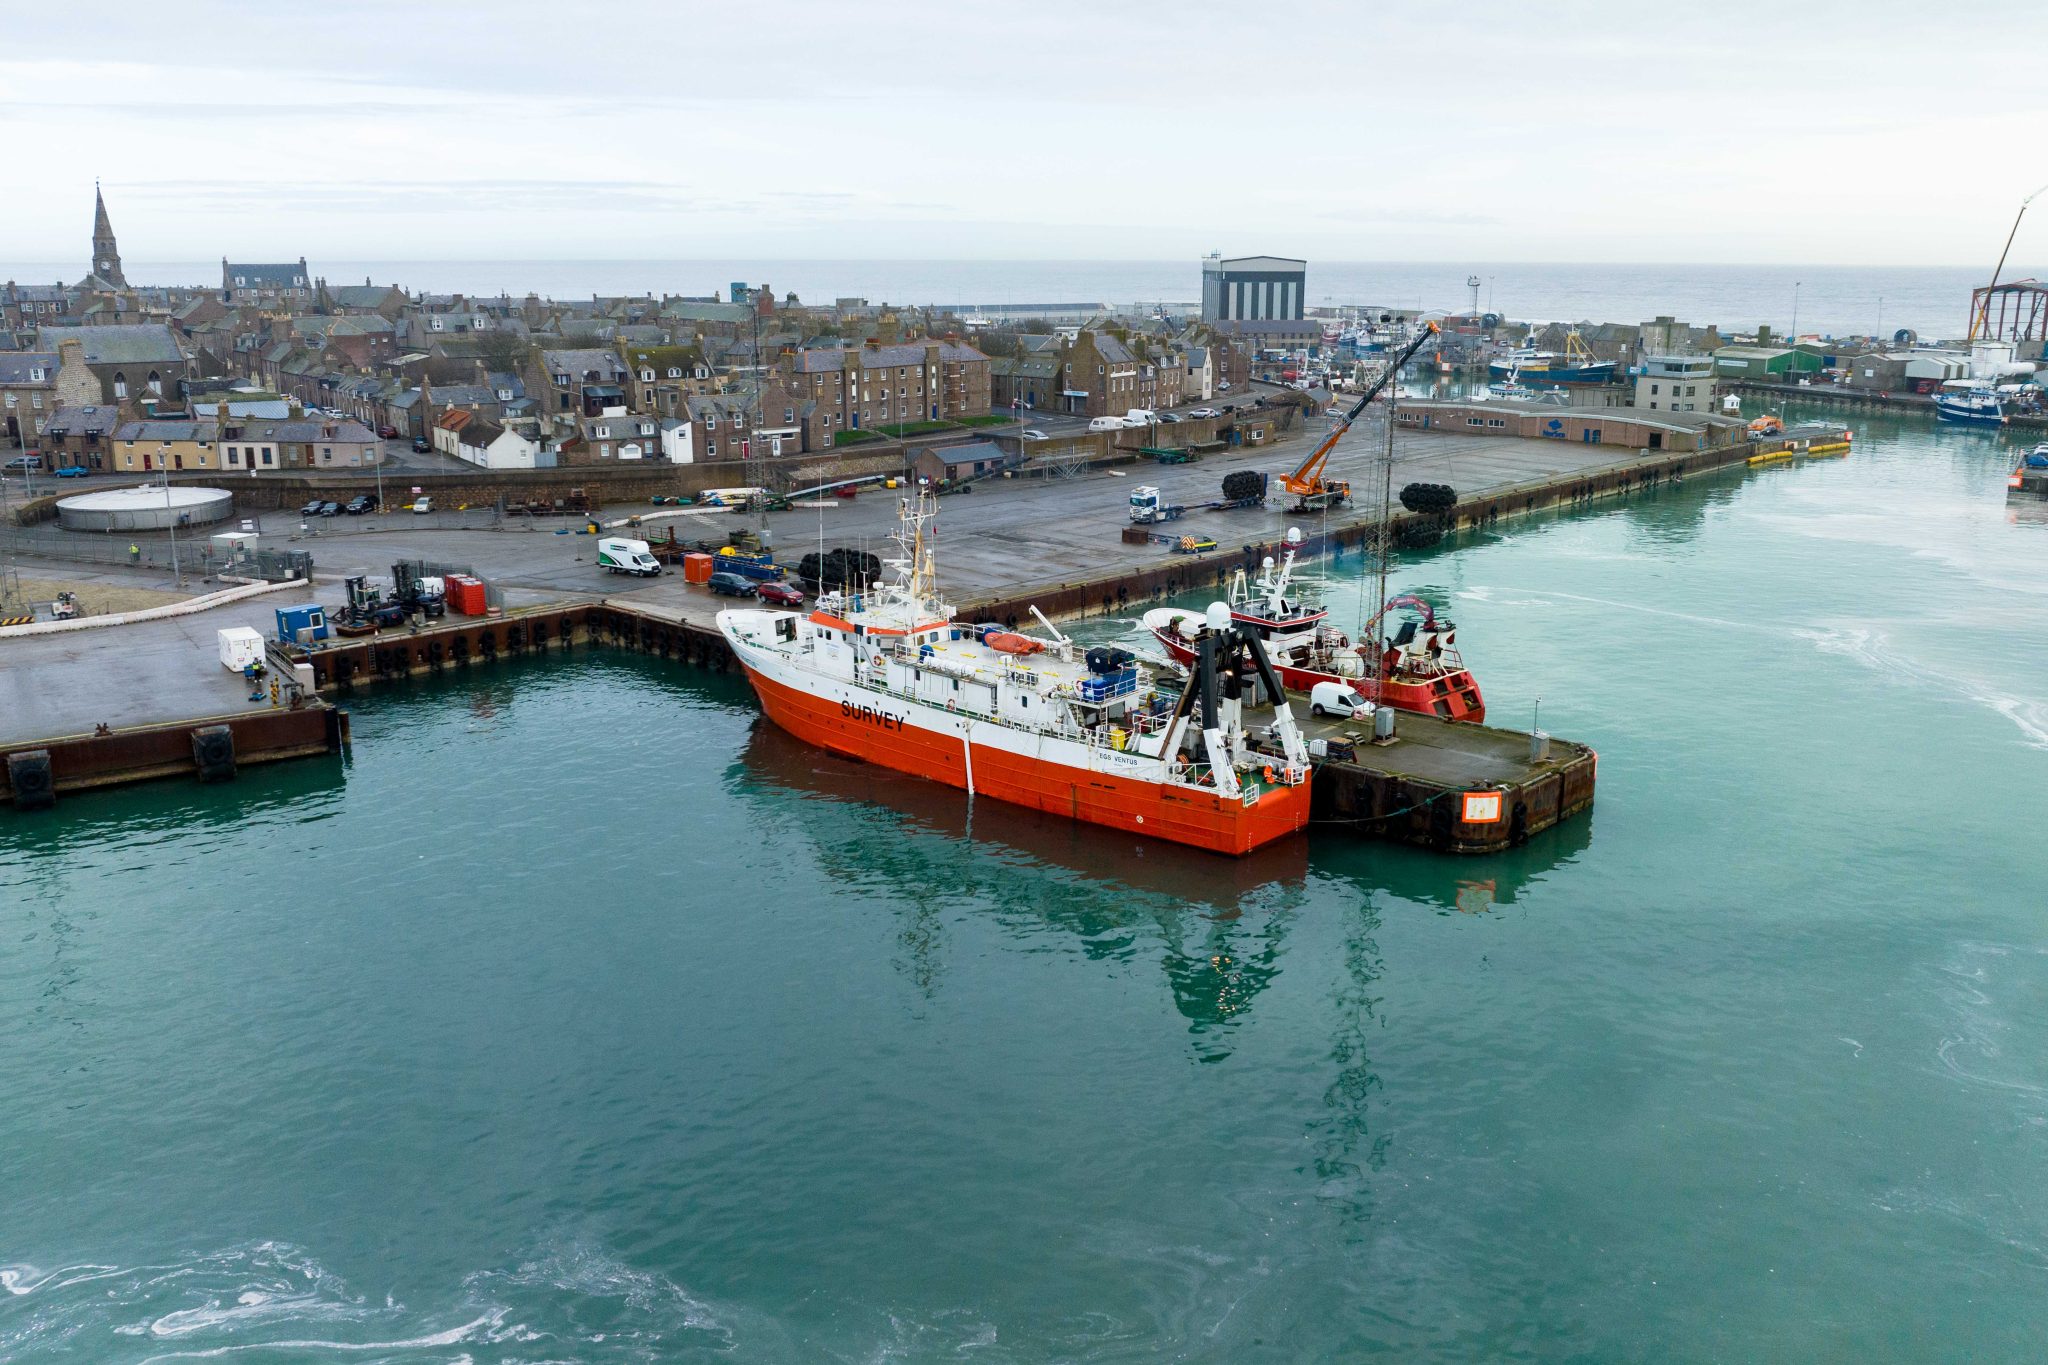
[5,258,2033,340]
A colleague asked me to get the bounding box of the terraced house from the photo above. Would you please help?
[781,339,990,442]
[213,402,380,472]
[0,339,99,452]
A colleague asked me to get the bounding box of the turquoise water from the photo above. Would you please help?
[6,405,2048,1362]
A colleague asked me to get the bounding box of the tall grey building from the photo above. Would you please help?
[1200,254,1307,323]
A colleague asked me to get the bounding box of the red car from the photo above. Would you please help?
[755,580,805,607]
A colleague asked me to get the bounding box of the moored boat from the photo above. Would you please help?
[720,493,1316,856]
[1934,385,2005,426]
[1487,331,1614,387]
[1144,531,1485,722]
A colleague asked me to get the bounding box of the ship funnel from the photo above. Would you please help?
[1205,601,1231,632]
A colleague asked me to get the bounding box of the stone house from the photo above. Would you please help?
[0,339,99,451]
[223,259,313,309]
[781,339,991,441]
[3,283,77,329]
[1062,330,1141,417]
[39,323,192,412]
[619,342,715,418]
[536,347,632,424]
[990,355,1063,413]
[32,404,125,468]
[570,412,663,463]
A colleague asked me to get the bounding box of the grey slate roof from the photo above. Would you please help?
[788,341,988,374]
[40,404,121,433]
[0,352,58,384]
[226,263,309,288]
[540,348,628,380]
[114,419,221,443]
[928,440,1008,468]
[39,323,186,365]
[426,384,498,407]
[330,284,400,308]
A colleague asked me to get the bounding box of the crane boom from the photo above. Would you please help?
[1282,320,1440,497]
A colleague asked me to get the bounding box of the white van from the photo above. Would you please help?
[1124,408,1158,426]
[1308,681,1374,719]
[1087,416,1124,433]
[597,536,662,577]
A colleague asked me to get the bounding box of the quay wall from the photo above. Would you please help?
[1728,380,2048,431]
[0,704,345,806]
[970,438,1759,625]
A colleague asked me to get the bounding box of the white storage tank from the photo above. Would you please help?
[58,485,234,531]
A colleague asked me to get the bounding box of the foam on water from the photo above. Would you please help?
[0,1239,736,1363]
[1797,623,2048,750]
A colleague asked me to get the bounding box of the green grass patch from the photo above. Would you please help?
[874,420,958,437]
[955,414,1015,428]
[833,429,886,446]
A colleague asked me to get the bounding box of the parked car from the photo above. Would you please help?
[1124,409,1158,426]
[365,602,407,629]
[707,571,758,597]
[410,496,433,514]
[377,425,398,439]
[300,497,327,517]
[4,454,42,472]
[1188,407,1221,418]
[411,437,431,453]
[54,466,90,478]
[344,494,377,514]
[1156,412,1182,424]
[1020,429,1049,441]
[756,580,805,607]
[317,501,341,517]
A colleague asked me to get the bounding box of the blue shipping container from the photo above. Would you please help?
[276,604,329,643]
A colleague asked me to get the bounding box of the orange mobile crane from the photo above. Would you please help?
[1281,320,1441,512]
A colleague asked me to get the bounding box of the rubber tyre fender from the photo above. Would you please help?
[7,749,56,810]
[190,725,237,784]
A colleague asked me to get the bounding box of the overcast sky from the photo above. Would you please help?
[3,1,2044,266]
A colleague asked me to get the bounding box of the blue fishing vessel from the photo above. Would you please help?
[1486,331,1615,387]
[1933,386,2004,426]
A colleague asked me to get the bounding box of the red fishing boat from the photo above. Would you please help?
[1144,529,1485,722]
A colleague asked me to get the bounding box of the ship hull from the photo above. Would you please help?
[1933,400,2003,426]
[1487,361,1614,386]
[1151,622,1485,722]
[728,631,1312,856]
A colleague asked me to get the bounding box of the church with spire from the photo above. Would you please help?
[77,183,127,291]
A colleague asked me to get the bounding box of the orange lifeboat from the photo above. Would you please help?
[985,632,1043,655]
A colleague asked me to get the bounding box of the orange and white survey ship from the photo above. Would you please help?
[718,493,1314,855]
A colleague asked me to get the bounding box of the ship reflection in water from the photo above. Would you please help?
[730,719,1590,1061]
[733,720,1305,1058]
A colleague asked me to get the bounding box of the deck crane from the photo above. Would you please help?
[1280,320,1440,512]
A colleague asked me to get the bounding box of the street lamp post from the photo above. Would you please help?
[160,445,181,585]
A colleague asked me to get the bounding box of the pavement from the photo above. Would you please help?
[1,410,1674,746]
